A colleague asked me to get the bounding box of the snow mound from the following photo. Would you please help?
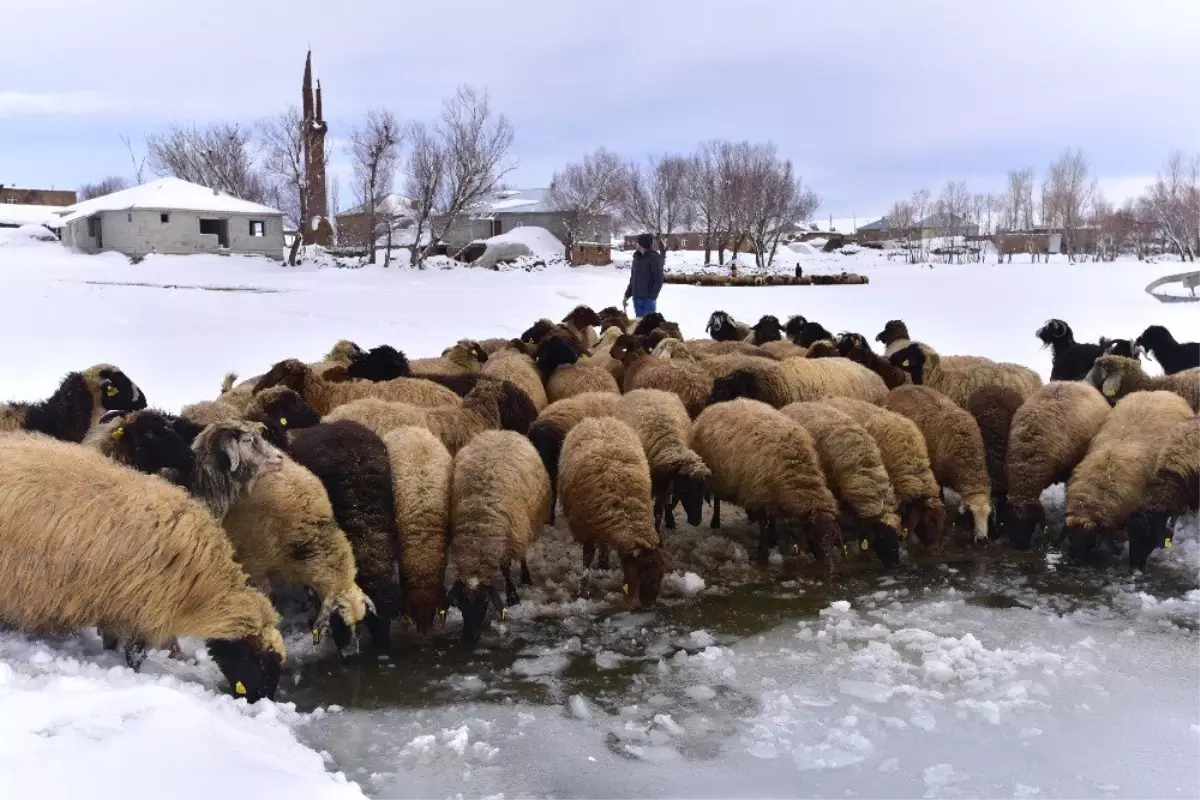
[474,226,564,269]
[0,224,59,246]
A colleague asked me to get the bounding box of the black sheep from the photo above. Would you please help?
[423,374,538,434]
[288,421,401,651]
[795,321,834,348]
[632,312,681,340]
[346,345,411,382]
[2,367,146,442]
[93,408,197,485]
[535,335,584,379]
[244,387,322,449]
[783,314,809,344]
[1035,319,1108,381]
[1136,325,1199,375]
[1103,339,1139,359]
[750,315,784,344]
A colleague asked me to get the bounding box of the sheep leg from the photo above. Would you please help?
[755,517,774,566]
[520,558,534,586]
[501,565,521,607]
[710,497,722,529]
[124,640,147,672]
[548,492,557,525]
[597,544,611,571]
[102,631,120,652]
[583,541,597,570]
[653,493,665,534]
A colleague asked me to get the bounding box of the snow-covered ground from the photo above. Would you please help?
[1,232,1197,799]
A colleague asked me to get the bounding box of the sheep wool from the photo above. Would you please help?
[758,340,809,360]
[179,399,241,426]
[617,339,714,419]
[1142,416,1200,518]
[558,417,667,605]
[891,343,1043,410]
[382,426,452,634]
[481,349,549,411]
[527,391,620,503]
[0,434,285,701]
[781,402,902,563]
[704,355,794,409]
[1086,355,1200,412]
[411,340,489,376]
[884,385,993,543]
[254,359,460,415]
[777,356,889,405]
[546,362,621,403]
[965,384,1026,526]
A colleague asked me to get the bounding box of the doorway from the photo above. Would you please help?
[199,218,229,248]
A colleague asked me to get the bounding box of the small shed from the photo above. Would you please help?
[58,178,285,261]
[571,242,612,266]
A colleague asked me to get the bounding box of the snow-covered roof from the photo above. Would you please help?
[475,188,552,214]
[59,177,282,224]
[340,193,412,217]
[0,203,64,229]
[814,216,878,234]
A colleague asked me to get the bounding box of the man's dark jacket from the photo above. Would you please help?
[625,249,665,300]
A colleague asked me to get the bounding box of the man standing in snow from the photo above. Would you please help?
[623,233,664,317]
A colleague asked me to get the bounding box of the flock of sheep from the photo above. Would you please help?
[0,304,1196,706]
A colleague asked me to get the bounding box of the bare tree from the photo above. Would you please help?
[1045,147,1095,262]
[619,153,694,255]
[1141,150,1200,261]
[935,180,971,262]
[404,121,446,268]
[547,147,625,261]
[347,109,403,265]
[1002,168,1035,231]
[688,141,728,264]
[740,144,820,267]
[909,188,932,262]
[78,177,128,201]
[120,134,147,185]
[146,122,266,202]
[886,199,918,262]
[258,107,308,241]
[425,86,516,260]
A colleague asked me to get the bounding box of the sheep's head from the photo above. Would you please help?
[103,409,197,482]
[1127,511,1172,570]
[1103,338,1141,360]
[805,340,838,359]
[535,335,583,378]
[520,318,556,344]
[206,634,284,704]
[253,359,310,395]
[651,338,695,361]
[752,315,784,344]
[608,333,647,365]
[325,339,366,364]
[836,332,871,357]
[861,520,902,568]
[783,314,809,343]
[346,344,411,382]
[595,325,626,351]
[313,587,372,656]
[632,312,668,338]
[796,321,834,348]
[903,497,946,555]
[621,547,668,607]
[1035,319,1070,347]
[705,311,738,341]
[246,387,320,447]
[1136,325,1176,357]
[405,583,446,636]
[708,369,759,405]
[597,306,630,331]
[875,319,909,346]
[196,420,285,488]
[84,364,147,413]
[446,578,503,650]
[888,343,930,385]
[562,304,602,329]
[444,339,488,368]
[1087,355,1141,401]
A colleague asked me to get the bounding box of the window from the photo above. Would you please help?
[127,213,132,222]
[87,216,100,238]
[249,220,265,237]
[160,213,170,223]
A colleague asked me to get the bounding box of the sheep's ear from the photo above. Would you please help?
[220,431,242,472]
[324,364,351,383]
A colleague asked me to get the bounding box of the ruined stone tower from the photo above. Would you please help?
[301,50,333,246]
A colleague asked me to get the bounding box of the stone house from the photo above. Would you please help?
[857,213,980,243]
[432,188,613,252]
[58,178,285,260]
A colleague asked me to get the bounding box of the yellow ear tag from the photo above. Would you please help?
[111,427,124,440]
[234,681,247,695]
[106,385,119,397]
[900,528,909,539]
[500,607,507,620]
[621,583,629,594]
[439,608,446,618]
[1164,539,1173,549]
[311,628,321,644]
[860,539,869,551]
[1102,385,1118,398]
[279,417,288,427]
[842,545,848,555]
[901,360,911,368]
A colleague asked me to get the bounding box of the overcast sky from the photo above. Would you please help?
[2,0,1197,218]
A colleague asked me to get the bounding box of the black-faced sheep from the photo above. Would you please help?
[884,385,993,544]
[748,315,785,345]
[1127,415,1199,568]
[598,306,633,334]
[82,409,198,486]
[242,386,322,449]
[837,333,908,389]
[781,402,902,567]
[535,336,621,403]
[792,321,835,348]
[782,315,809,345]
[614,389,711,532]
[631,312,683,342]
[705,356,795,409]
[324,377,508,453]
[562,305,603,350]
[1004,381,1112,550]
[1136,325,1199,375]
[448,430,551,648]
[1036,319,1111,381]
[1103,338,1140,359]
[346,344,412,382]
[558,417,668,605]
[287,421,401,650]
[1063,391,1194,564]
[692,399,842,573]
[481,348,549,411]
[823,397,946,554]
[382,426,452,635]
[889,343,1043,409]
[0,364,146,442]
[253,358,460,415]
[1085,354,1199,412]
[706,311,750,342]
[526,392,620,523]
[875,319,912,358]
[410,339,489,376]
[965,384,1026,539]
[422,373,538,435]
[0,434,285,702]
[612,334,713,419]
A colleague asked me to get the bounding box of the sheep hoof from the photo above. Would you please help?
[125,642,147,672]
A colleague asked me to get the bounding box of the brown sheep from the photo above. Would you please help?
[759,340,809,360]
[1127,415,1199,568]
[687,339,774,359]
[614,389,712,532]
[884,385,993,544]
[448,430,551,648]
[410,339,489,376]
[692,399,842,574]
[1004,381,1112,550]
[966,384,1026,540]
[0,364,147,442]
[612,334,713,419]
[589,325,629,385]
[890,343,1043,409]
[382,426,452,634]
[823,396,946,554]
[598,306,632,334]
[0,434,285,701]
[836,333,907,389]
[526,392,620,524]
[323,377,506,454]
[781,402,902,567]
[777,355,889,405]
[535,336,621,403]
[178,399,241,426]
[252,358,460,415]
[481,348,549,411]
[559,417,667,605]
[705,355,794,409]
[562,305,603,350]
[1085,355,1199,412]
[1063,391,1194,564]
